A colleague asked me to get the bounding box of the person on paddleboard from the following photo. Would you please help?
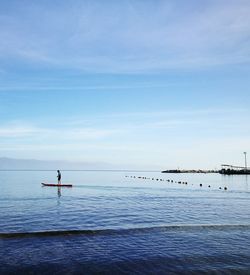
[57,170,61,185]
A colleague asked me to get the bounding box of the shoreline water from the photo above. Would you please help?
[0,170,249,273]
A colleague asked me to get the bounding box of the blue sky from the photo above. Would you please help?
[0,0,250,169]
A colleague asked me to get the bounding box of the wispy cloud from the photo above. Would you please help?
[0,123,122,140]
[1,107,248,140]
[0,105,249,168]
[0,83,179,91]
[0,125,43,138]
[0,0,250,72]
[65,108,249,126]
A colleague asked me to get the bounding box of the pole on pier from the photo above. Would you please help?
[243,152,247,170]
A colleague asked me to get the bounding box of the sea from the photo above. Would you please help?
[0,170,249,274]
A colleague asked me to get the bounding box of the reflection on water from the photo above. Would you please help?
[57,187,61,198]
[244,175,249,191]
[57,187,61,208]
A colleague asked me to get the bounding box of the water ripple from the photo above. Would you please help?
[1,223,250,238]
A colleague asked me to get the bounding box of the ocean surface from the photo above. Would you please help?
[0,170,249,274]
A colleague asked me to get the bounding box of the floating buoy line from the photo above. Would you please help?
[125,175,228,191]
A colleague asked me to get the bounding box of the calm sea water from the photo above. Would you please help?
[0,171,249,274]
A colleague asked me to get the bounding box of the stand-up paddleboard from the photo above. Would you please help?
[41,183,73,187]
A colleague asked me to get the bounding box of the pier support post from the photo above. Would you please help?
[244,152,247,171]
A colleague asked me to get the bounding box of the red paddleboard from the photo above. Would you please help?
[41,183,73,187]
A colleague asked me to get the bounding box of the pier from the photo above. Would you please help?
[219,152,250,175]
[219,164,250,175]
[161,169,217,174]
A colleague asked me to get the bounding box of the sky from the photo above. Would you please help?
[0,0,250,169]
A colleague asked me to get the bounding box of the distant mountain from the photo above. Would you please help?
[0,157,112,170]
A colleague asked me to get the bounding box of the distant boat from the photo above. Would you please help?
[41,183,73,187]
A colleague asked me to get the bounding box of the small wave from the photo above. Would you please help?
[1,224,250,239]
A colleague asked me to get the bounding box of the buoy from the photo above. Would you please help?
[208,185,211,188]
[224,187,227,191]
